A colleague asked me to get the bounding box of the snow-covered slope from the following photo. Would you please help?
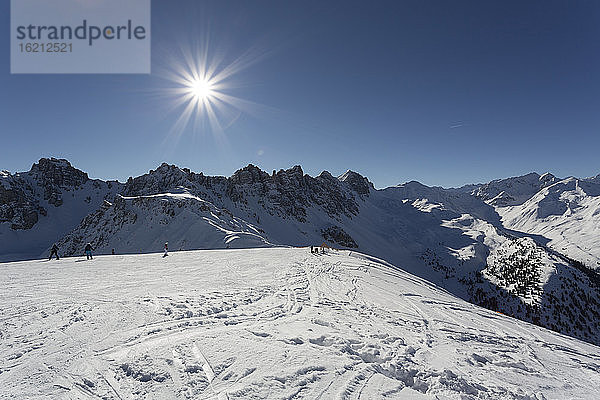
[1,248,599,399]
[381,180,502,225]
[498,177,600,269]
[57,191,273,256]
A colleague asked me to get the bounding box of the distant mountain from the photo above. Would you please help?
[0,158,121,261]
[585,173,600,184]
[498,177,600,269]
[1,158,600,345]
[468,172,558,207]
[460,172,600,269]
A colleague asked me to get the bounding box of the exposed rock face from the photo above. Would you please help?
[29,158,89,207]
[0,158,96,231]
[123,163,362,223]
[244,165,360,222]
[0,178,44,230]
[230,164,270,185]
[123,163,221,197]
[321,226,358,248]
[338,170,373,196]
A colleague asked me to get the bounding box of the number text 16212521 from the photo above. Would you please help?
[19,43,73,53]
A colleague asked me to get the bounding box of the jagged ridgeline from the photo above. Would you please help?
[1,158,600,345]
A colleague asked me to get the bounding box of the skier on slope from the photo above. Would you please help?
[49,244,59,260]
[163,242,169,257]
[84,243,94,260]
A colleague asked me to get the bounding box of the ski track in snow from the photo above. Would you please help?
[1,248,599,399]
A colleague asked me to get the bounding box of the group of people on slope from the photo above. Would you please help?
[48,242,169,260]
[49,242,95,260]
[310,245,326,254]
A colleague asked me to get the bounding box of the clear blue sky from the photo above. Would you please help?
[1,0,599,188]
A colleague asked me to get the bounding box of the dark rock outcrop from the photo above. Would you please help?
[0,158,117,231]
[123,163,362,223]
[321,226,358,248]
[29,158,89,207]
[338,170,373,196]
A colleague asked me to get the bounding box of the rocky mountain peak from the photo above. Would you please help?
[124,163,194,196]
[225,164,360,222]
[270,165,304,183]
[29,158,89,189]
[230,164,270,185]
[316,171,335,180]
[338,170,372,196]
[154,162,183,174]
[287,165,304,176]
[27,158,89,207]
[538,172,558,187]
[539,172,555,181]
[271,166,307,189]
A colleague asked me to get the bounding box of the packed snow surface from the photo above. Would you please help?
[1,248,599,399]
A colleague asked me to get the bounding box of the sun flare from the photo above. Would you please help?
[188,78,214,100]
[157,35,271,141]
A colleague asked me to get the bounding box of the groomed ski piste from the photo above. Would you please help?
[1,248,599,399]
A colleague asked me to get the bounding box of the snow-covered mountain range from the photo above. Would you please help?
[1,158,599,346]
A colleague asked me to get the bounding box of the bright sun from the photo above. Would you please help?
[160,39,265,136]
[189,78,214,100]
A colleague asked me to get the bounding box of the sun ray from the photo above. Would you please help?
[153,30,283,151]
